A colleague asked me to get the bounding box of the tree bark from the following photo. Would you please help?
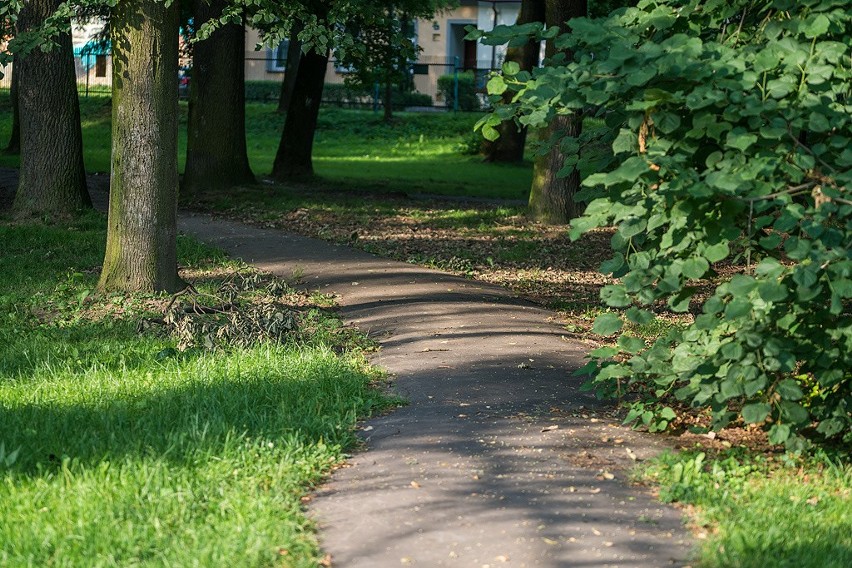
[182,0,254,196]
[277,30,302,113]
[271,49,329,179]
[4,55,20,154]
[13,0,89,217]
[483,0,545,163]
[98,0,184,293]
[528,0,587,224]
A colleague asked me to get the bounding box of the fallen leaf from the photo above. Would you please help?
[541,425,559,432]
[410,481,421,489]
[319,554,332,567]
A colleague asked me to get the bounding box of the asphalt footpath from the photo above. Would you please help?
[178,213,693,568]
[0,167,692,567]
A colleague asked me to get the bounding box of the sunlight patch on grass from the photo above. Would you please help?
[0,214,390,566]
[642,451,852,568]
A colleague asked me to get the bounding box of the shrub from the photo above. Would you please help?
[438,71,480,111]
[480,0,852,450]
[244,80,281,102]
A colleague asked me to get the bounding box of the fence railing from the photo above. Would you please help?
[0,55,498,111]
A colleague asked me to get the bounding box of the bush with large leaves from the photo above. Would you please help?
[479,0,851,449]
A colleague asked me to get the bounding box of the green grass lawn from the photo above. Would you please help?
[0,213,392,566]
[0,93,535,200]
[643,450,852,568]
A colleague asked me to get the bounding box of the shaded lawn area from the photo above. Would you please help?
[0,212,391,566]
[0,95,535,200]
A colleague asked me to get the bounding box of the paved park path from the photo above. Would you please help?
[179,214,692,568]
[1,169,692,567]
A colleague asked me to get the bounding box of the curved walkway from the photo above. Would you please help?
[0,167,691,566]
[180,214,692,567]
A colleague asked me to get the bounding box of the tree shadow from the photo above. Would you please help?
[1,346,383,478]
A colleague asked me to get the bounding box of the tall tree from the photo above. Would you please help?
[336,6,419,123]
[183,0,255,195]
[270,46,328,179]
[12,0,90,217]
[483,0,545,163]
[276,28,301,113]
[4,55,20,154]
[98,0,184,292]
[527,0,587,224]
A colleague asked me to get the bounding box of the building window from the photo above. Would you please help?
[267,40,289,73]
[95,54,107,77]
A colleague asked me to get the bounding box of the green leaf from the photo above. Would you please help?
[659,407,677,420]
[809,111,831,133]
[780,401,809,425]
[481,123,500,141]
[802,13,830,38]
[728,274,756,295]
[592,313,623,336]
[768,424,791,445]
[601,284,632,307]
[758,280,788,302]
[618,335,646,353]
[502,61,520,76]
[486,75,507,96]
[611,129,636,154]
[600,253,625,275]
[725,297,752,319]
[625,307,654,324]
[682,257,710,279]
[655,111,681,134]
[776,379,804,401]
[742,403,771,424]
[726,129,758,151]
[704,242,729,263]
[619,217,647,239]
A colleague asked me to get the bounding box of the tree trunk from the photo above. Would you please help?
[483,0,545,163]
[98,0,184,293]
[271,49,329,180]
[182,0,254,196]
[13,0,89,217]
[4,56,20,154]
[383,80,393,122]
[277,30,302,113]
[528,0,587,224]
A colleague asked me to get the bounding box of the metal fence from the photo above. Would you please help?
[0,54,498,110]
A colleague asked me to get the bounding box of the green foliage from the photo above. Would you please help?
[438,71,481,111]
[0,216,393,565]
[643,450,852,567]
[484,0,852,448]
[243,80,285,102]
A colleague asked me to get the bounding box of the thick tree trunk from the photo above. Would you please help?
[98,0,184,293]
[13,0,89,217]
[484,0,545,163]
[4,56,20,154]
[277,30,302,113]
[528,0,587,224]
[183,0,254,195]
[271,49,329,179]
